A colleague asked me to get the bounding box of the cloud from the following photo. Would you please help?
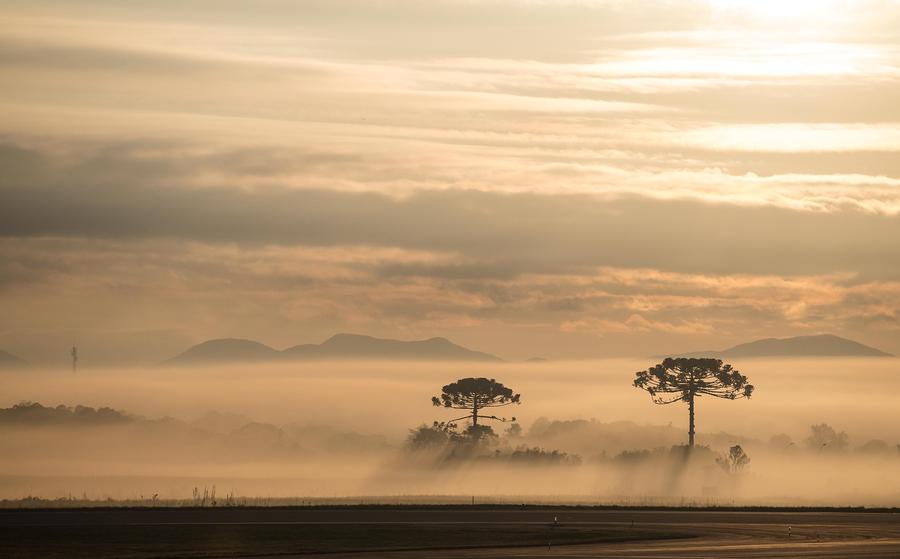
[673,123,900,153]
[3,142,900,280]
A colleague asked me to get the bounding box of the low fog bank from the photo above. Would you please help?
[1,358,898,506]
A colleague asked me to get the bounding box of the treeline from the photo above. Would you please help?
[0,402,388,459]
[406,421,581,465]
[0,402,133,425]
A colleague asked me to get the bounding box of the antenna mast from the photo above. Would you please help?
[71,344,78,373]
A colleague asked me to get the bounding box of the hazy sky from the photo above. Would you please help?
[1,0,899,363]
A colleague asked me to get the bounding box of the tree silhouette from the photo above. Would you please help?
[432,377,520,427]
[406,421,460,450]
[805,423,848,452]
[717,444,750,474]
[633,358,753,447]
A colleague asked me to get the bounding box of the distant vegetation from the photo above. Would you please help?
[0,402,386,461]
[0,402,132,425]
[405,421,581,466]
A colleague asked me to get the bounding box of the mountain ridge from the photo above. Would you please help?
[0,349,28,369]
[164,333,503,365]
[666,334,892,359]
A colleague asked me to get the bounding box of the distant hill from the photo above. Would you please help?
[0,349,28,369]
[283,333,502,362]
[164,333,502,365]
[670,334,892,359]
[162,338,281,365]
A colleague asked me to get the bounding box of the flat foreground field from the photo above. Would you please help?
[1,506,899,558]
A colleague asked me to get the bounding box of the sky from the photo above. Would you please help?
[1,0,899,364]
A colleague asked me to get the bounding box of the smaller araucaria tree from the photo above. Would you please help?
[633,358,753,447]
[432,377,520,426]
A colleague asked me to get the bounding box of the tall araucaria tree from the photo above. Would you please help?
[633,358,753,447]
[432,377,520,426]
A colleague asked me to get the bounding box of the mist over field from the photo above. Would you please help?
[2,357,898,506]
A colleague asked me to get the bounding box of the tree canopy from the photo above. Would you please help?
[432,377,520,425]
[633,357,753,404]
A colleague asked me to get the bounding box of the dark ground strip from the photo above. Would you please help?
[1,507,898,559]
[0,524,689,558]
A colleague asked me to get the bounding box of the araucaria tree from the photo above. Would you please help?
[633,358,753,447]
[432,377,520,427]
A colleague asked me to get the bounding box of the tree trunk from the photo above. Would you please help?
[472,398,479,425]
[688,394,695,447]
